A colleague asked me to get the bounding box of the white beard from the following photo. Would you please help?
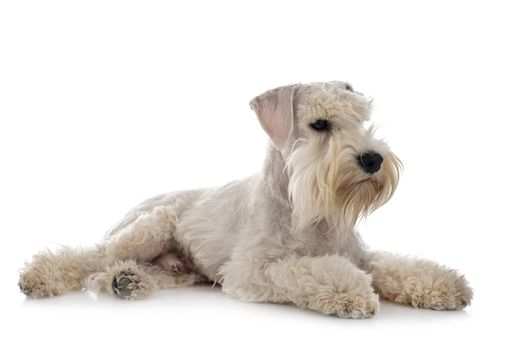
[287,125,401,232]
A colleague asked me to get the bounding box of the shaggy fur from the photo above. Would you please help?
[19,81,472,318]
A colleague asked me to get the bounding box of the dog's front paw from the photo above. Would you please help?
[308,290,379,319]
[401,269,473,311]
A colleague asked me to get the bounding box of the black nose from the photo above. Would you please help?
[358,152,383,174]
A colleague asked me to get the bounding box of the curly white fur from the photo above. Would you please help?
[19,81,472,318]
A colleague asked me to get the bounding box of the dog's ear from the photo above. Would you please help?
[250,84,298,151]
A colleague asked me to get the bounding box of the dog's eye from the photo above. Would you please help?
[309,119,330,132]
[346,84,354,92]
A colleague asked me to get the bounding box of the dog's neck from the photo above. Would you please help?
[260,144,354,247]
[260,144,290,203]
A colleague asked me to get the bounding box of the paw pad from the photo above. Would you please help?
[112,271,140,299]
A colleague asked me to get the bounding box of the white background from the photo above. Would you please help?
[1,0,510,349]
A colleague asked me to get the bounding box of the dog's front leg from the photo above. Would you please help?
[362,251,473,310]
[221,255,379,318]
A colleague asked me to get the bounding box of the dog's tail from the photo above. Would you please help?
[19,244,106,298]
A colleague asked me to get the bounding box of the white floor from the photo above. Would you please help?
[5,281,504,350]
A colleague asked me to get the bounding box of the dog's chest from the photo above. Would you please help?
[302,226,365,264]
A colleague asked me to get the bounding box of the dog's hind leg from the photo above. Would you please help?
[103,205,180,264]
[19,204,186,298]
[97,205,208,299]
[88,258,206,300]
[19,245,106,298]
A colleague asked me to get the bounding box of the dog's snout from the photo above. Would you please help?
[358,152,383,174]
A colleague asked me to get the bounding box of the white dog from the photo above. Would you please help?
[19,81,472,318]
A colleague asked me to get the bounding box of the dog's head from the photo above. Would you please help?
[250,81,401,231]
